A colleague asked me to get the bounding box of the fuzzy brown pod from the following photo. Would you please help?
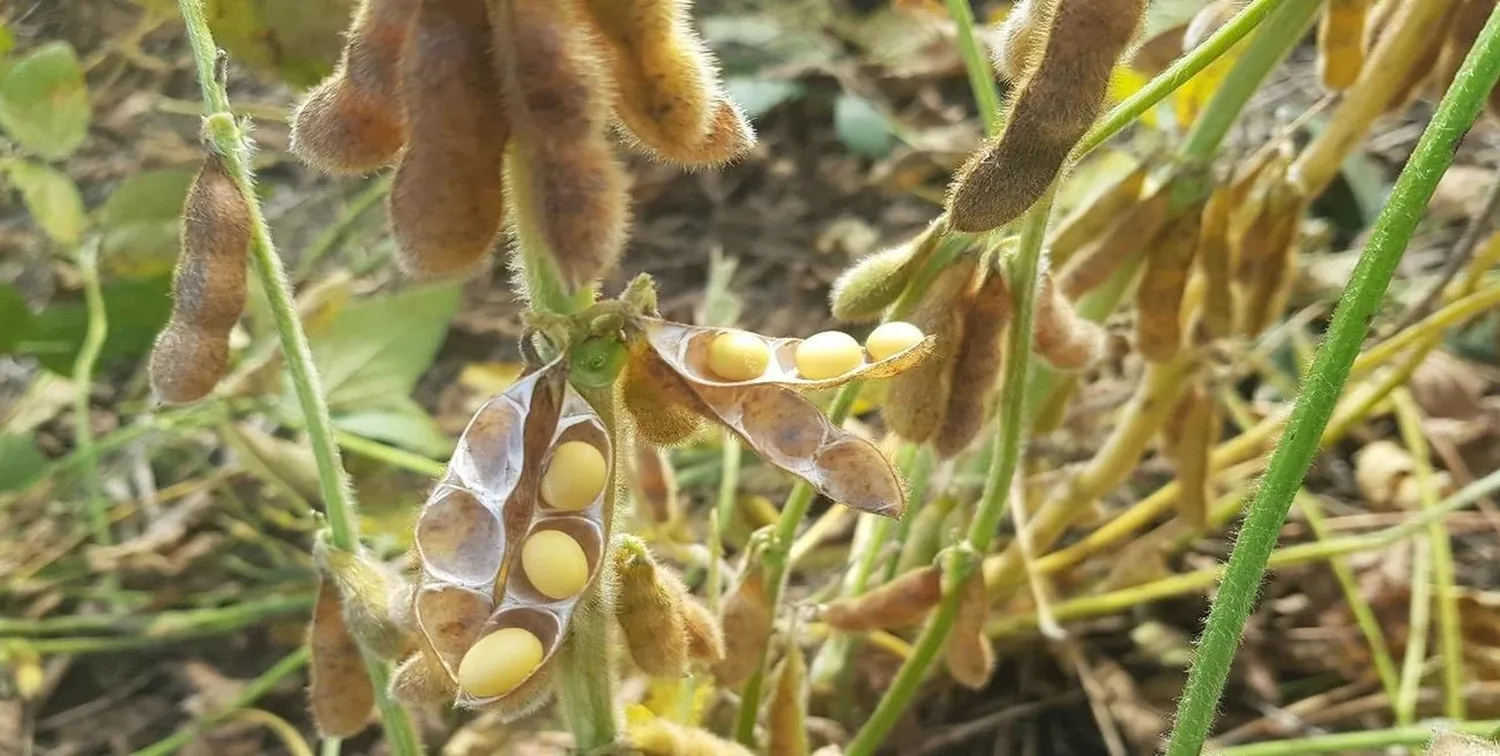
[388,0,508,278]
[1197,186,1235,339]
[714,540,775,687]
[884,257,980,444]
[1319,0,1371,91]
[829,232,938,323]
[614,537,690,677]
[1182,0,1238,52]
[631,442,680,526]
[1048,164,1147,268]
[1033,272,1105,371]
[580,0,755,167]
[948,0,1148,232]
[994,0,1045,81]
[1056,183,1170,299]
[821,564,942,631]
[934,270,1012,458]
[289,0,416,174]
[639,318,934,391]
[149,153,251,404]
[1234,177,1305,337]
[309,579,376,737]
[1135,202,1203,363]
[496,0,629,287]
[313,537,406,659]
[1161,382,1218,529]
[944,570,994,690]
[622,338,712,447]
[768,638,810,756]
[632,718,757,756]
[683,595,726,663]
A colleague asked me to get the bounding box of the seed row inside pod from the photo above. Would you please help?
[642,318,931,390]
[402,357,616,711]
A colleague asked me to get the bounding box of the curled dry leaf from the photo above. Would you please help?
[309,579,375,738]
[389,0,508,278]
[884,257,979,444]
[948,0,1148,232]
[934,270,1012,458]
[290,0,416,174]
[822,564,942,632]
[496,0,629,287]
[150,152,250,404]
[1135,201,1204,363]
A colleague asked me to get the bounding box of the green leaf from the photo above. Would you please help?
[20,276,173,374]
[306,282,461,411]
[724,76,804,121]
[834,93,897,159]
[0,434,46,493]
[96,168,197,279]
[334,396,453,459]
[4,160,86,246]
[201,0,353,88]
[0,43,90,160]
[0,283,31,353]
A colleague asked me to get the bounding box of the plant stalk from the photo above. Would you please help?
[1164,11,1500,753]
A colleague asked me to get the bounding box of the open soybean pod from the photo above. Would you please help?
[309,578,376,737]
[884,257,980,444]
[579,0,755,167]
[1198,186,1235,339]
[149,152,251,404]
[1161,381,1218,530]
[388,0,508,278]
[1047,164,1148,268]
[1056,183,1171,300]
[290,0,417,174]
[638,318,933,391]
[947,0,1149,232]
[1135,200,1204,363]
[1319,0,1372,91]
[495,0,629,288]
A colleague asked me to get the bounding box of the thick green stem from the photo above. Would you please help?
[707,434,741,613]
[555,583,620,752]
[171,3,420,752]
[1164,10,1500,753]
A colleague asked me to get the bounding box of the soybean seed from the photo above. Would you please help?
[707,331,771,381]
[865,321,924,362]
[521,530,590,600]
[457,627,543,698]
[540,441,607,511]
[794,331,863,380]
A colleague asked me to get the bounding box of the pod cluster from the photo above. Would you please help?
[148,151,251,404]
[291,0,755,283]
[1359,0,1500,116]
[393,359,616,713]
[622,316,934,518]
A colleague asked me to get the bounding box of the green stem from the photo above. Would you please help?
[171,3,421,752]
[133,646,311,756]
[942,0,1002,134]
[555,582,619,752]
[72,240,112,552]
[0,592,313,638]
[847,192,1053,756]
[1214,721,1500,756]
[1163,11,1500,753]
[707,434,741,614]
[732,382,860,745]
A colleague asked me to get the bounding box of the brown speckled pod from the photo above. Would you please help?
[309,579,375,737]
[389,0,508,277]
[149,152,250,404]
[496,0,629,287]
[884,257,980,444]
[934,270,1012,458]
[821,564,941,632]
[1032,272,1104,371]
[290,0,417,174]
[948,0,1148,232]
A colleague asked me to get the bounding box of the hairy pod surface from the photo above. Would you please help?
[1056,184,1170,299]
[944,571,995,689]
[830,229,942,322]
[948,0,1148,232]
[314,539,407,659]
[934,270,1013,458]
[309,579,376,737]
[821,564,942,631]
[1048,164,1147,267]
[290,0,416,173]
[1162,382,1218,529]
[149,153,250,404]
[1198,186,1235,339]
[580,0,753,167]
[630,442,680,525]
[1135,202,1203,363]
[883,257,979,444]
[683,595,726,662]
[713,553,773,686]
[1032,272,1104,371]
[768,639,811,756]
[389,0,508,277]
[497,0,629,287]
[614,540,690,677]
[632,718,757,756]
[1319,0,1371,91]
[622,338,713,446]
[994,0,1045,81]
